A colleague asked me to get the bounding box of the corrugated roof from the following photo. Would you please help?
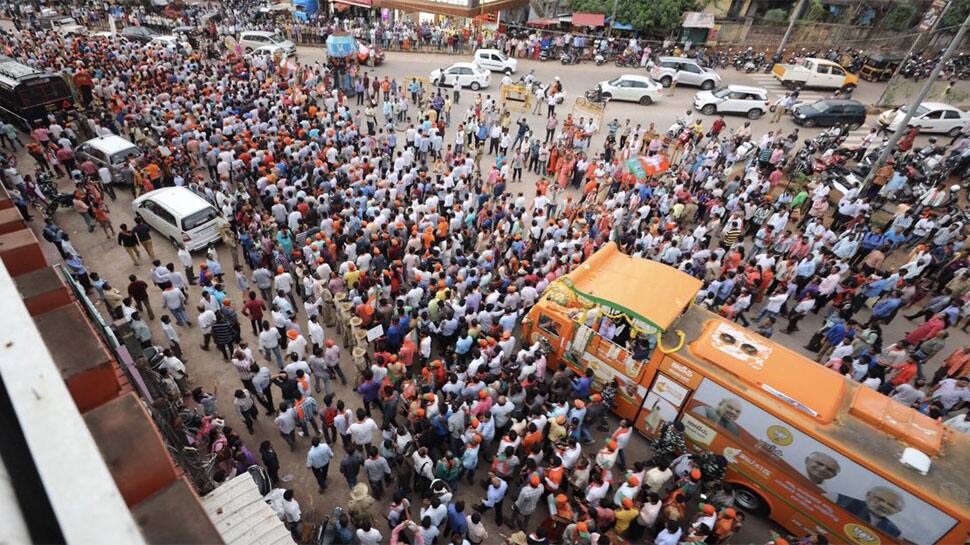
[201,475,293,545]
[571,12,605,26]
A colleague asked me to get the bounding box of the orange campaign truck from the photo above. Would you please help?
[522,243,970,545]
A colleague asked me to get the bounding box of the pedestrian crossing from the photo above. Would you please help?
[842,127,874,148]
[746,73,830,102]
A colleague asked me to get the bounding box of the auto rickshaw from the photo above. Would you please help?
[859,53,903,81]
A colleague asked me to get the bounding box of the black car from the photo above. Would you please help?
[121,26,157,44]
[791,99,866,129]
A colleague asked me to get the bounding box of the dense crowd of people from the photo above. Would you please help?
[3,1,970,544]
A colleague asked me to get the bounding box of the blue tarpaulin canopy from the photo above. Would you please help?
[605,16,633,30]
[326,33,358,57]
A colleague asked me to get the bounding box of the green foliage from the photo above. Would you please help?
[567,0,702,34]
[941,0,970,28]
[879,3,917,30]
[763,8,788,23]
[802,0,827,22]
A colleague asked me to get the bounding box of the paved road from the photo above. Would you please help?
[23,45,967,544]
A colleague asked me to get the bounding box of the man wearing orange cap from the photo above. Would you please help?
[512,473,543,530]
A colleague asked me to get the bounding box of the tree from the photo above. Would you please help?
[941,0,970,28]
[567,0,704,35]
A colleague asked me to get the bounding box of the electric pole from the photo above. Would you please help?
[863,9,970,190]
[776,0,806,57]
[877,0,951,106]
[606,0,619,38]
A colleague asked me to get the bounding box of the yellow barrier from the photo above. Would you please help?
[572,97,605,134]
[501,83,532,112]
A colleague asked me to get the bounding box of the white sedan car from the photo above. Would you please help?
[596,75,662,105]
[878,102,970,136]
[431,63,491,91]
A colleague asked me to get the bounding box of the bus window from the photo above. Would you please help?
[537,314,561,337]
[683,378,957,545]
[17,78,71,108]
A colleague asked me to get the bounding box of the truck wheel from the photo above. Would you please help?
[734,485,770,517]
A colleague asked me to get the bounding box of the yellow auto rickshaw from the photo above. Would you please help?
[859,53,903,81]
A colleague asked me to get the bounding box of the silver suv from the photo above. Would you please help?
[649,56,721,90]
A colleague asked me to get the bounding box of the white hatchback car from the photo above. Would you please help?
[473,49,517,74]
[133,187,227,251]
[596,75,662,105]
[431,63,491,90]
[238,30,296,57]
[694,85,771,119]
[878,102,970,136]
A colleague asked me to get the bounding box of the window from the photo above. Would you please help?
[156,206,178,226]
[182,207,217,230]
[816,65,831,74]
[110,147,141,165]
[943,110,961,119]
[537,314,561,337]
[87,147,108,164]
[683,64,702,74]
[924,111,944,120]
[729,92,746,100]
[831,66,844,76]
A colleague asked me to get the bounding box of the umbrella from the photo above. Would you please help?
[326,32,359,58]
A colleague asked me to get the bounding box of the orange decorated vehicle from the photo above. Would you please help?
[522,243,970,545]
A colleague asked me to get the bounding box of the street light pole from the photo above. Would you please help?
[877,0,951,106]
[776,0,806,57]
[862,9,970,190]
[606,0,619,38]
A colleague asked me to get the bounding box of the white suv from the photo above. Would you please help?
[650,56,721,90]
[694,85,770,119]
[431,63,491,90]
[238,31,296,57]
[473,49,517,75]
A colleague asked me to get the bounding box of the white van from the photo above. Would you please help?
[76,135,143,184]
[473,49,517,74]
[132,187,227,251]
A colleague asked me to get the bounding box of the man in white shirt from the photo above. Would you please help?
[348,409,380,447]
[355,520,382,545]
[281,490,302,541]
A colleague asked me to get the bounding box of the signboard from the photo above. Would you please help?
[635,373,690,436]
[919,0,948,31]
[686,378,957,545]
[366,324,384,342]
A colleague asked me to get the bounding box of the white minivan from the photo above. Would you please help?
[76,135,143,184]
[473,48,517,74]
[132,187,227,251]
